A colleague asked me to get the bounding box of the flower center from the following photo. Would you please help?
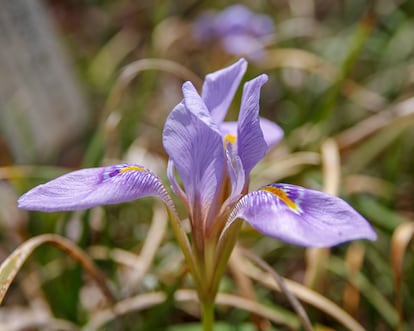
[223,133,237,147]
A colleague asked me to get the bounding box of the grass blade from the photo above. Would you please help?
[0,234,114,304]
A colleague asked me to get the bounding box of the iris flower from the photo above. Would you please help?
[193,5,274,60]
[18,59,376,328]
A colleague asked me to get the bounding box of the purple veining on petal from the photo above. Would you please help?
[237,74,269,175]
[201,58,247,124]
[261,183,304,215]
[163,97,225,227]
[227,183,377,247]
[18,164,171,212]
[259,117,284,150]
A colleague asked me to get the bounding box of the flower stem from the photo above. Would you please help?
[165,206,202,289]
[209,220,242,296]
[201,301,215,331]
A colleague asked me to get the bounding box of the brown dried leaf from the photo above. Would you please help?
[343,243,365,315]
[0,234,114,304]
[391,221,414,330]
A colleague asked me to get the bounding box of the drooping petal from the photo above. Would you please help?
[18,164,171,212]
[162,90,225,225]
[228,183,377,247]
[259,117,284,149]
[201,58,247,123]
[237,74,269,175]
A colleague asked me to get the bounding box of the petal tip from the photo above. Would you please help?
[17,196,26,209]
[231,185,378,248]
[182,81,195,92]
[238,57,248,69]
[364,227,378,242]
[257,73,268,84]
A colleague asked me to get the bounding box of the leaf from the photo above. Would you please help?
[0,234,114,304]
[239,258,368,331]
[328,256,398,328]
[343,243,365,315]
[166,322,257,331]
[83,290,299,331]
[391,221,414,330]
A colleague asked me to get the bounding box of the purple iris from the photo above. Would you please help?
[193,5,275,60]
[18,59,376,248]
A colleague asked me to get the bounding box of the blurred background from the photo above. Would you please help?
[1,0,414,330]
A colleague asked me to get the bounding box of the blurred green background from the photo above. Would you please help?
[1,1,414,330]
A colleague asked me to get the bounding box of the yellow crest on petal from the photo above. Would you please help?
[224,134,237,147]
[262,185,301,214]
[120,165,147,173]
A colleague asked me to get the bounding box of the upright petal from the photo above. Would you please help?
[223,117,283,155]
[182,82,223,132]
[237,74,269,175]
[259,117,284,150]
[163,90,225,225]
[201,58,247,123]
[224,140,245,201]
[228,183,377,247]
[18,164,171,212]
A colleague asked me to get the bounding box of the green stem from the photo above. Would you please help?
[165,207,203,290]
[203,236,217,293]
[201,301,215,331]
[209,220,242,296]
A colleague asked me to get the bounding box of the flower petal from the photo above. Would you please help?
[228,183,377,247]
[259,117,284,149]
[201,58,247,123]
[18,164,171,212]
[221,34,267,60]
[219,121,238,137]
[167,159,189,211]
[182,82,222,133]
[193,11,216,43]
[220,118,283,153]
[213,5,274,38]
[214,5,254,36]
[163,94,225,225]
[224,141,245,200]
[237,74,269,175]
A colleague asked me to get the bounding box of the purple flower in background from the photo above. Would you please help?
[18,59,376,276]
[194,5,274,60]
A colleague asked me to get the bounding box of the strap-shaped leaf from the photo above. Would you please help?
[0,234,114,304]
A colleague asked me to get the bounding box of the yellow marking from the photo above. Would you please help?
[262,186,299,212]
[224,134,237,146]
[120,165,146,173]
